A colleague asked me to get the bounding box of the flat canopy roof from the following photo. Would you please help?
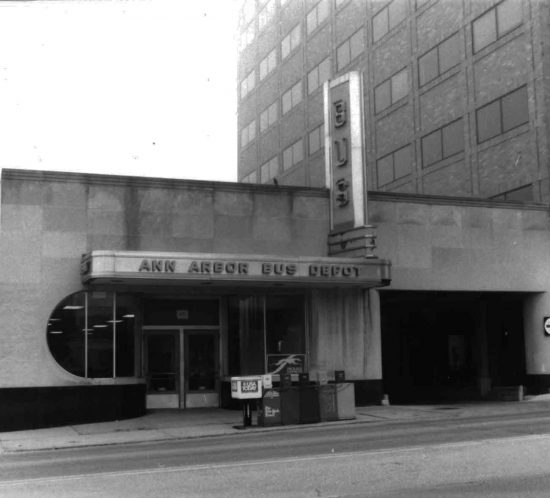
[81,250,391,289]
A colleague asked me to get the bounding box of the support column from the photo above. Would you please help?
[475,300,491,396]
[524,292,550,393]
[355,288,383,405]
[365,289,382,380]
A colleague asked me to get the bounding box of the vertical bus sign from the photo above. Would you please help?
[324,72,367,231]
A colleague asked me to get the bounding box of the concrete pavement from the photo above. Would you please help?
[1,396,550,454]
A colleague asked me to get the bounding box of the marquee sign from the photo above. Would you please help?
[81,250,391,288]
[324,72,367,231]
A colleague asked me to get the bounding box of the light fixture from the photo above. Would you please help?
[49,318,61,322]
[107,320,123,324]
[82,328,94,332]
[93,324,108,328]
[123,314,135,319]
[63,305,84,310]
[49,331,63,335]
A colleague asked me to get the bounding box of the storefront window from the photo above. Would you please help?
[47,292,86,377]
[265,295,306,375]
[116,294,136,377]
[227,296,265,375]
[47,291,137,378]
[227,294,306,376]
[87,292,114,378]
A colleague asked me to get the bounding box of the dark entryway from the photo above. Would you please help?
[381,292,526,403]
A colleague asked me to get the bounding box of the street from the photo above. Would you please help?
[1,410,550,496]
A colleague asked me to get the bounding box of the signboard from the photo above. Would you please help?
[231,376,263,399]
[324,71,367,231]
[544,317,550,336]
[267,354,305,375]
[81,251,391,287]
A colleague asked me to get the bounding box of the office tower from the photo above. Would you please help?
[237,0,548,202]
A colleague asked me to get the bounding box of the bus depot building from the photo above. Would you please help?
[1,167,550,431]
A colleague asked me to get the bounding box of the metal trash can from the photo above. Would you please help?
[335,382,355,420]
[280,386,300,425]
[299,383,320,424]
[318,384,338,421]
[258,388,282,427]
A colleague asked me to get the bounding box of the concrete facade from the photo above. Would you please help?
[2,167,550,428]
[0,168,389,429]
[369,191,550,391]
[0,169,330,388]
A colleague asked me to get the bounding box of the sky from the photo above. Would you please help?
[0,0,238,182]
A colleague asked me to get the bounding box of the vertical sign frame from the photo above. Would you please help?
[323,71,367,232]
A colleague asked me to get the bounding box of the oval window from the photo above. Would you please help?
[47,291,136,378]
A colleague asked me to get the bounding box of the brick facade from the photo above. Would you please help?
[237,0,550,202]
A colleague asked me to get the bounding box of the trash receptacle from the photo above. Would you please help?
[280,386,300,425]
[318,384,338,421]
[258,388,282,427]
[299,383,320,424]
[335,382,355,420]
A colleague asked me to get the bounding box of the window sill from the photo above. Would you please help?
[374,96,410,120]
[418,64,462,96]
[476,123,530,153]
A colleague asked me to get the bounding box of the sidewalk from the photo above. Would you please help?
[1,397,550,454]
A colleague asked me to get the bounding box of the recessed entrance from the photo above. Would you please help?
[144,328,219,409]
[381,291,526,403]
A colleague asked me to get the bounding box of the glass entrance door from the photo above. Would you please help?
[145,330,180,409]
[184,331,219,408]
[144,328,219,409]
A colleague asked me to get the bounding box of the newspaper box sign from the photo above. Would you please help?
[231,376,263,399]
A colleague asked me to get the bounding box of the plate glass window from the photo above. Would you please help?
[337,29,363,71]
[261,156,279,183]
[377,144,411,187]
[258,0,276,31]
[283,139,304,170]
[307,0,329,35]
[418,32,460,87]
[308,58,331,94]
[240,70,255,99]
[472,0,522,53]
[260,101,278,132]
[241,170,258,184]
[282,81,302,115]
[241,120,256,148]
[260,48,277,80]
[476,86,528,143]
[502,86,529,133]
[47,291,136,378]
[282,24,301,60]
[309,124,324,155]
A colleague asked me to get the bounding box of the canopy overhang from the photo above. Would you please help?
[81,250,391,289]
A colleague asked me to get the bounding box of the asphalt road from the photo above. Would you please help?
[2,410,550,497]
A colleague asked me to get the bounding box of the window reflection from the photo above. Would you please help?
[47,293,86,377]
[227,294,306,376]
[47,291,136,378]
[88,292,114,378]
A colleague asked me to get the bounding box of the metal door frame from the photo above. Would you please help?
[143,326,220,409]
